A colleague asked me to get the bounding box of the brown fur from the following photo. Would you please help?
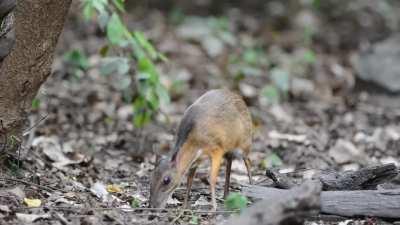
[150,89,253,209]
[174,89,252,171]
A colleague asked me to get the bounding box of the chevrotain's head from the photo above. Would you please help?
[149,157,181,208]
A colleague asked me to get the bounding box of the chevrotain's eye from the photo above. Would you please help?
[163,176,171,185]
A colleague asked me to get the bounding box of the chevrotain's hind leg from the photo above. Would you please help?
[223,153,233,199]
[243,157,253,184]
[184,166,198,208]
[209,150,223,211]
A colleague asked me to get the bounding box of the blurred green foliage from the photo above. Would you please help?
[80,0,169,128]
[31,98,41,111]
[130,197,140,208]
[224,192,248,212]
[260,152,283,169]
[64,49,90,71]
[189,215,199,225]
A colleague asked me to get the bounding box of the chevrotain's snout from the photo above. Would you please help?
[149,159,177,208]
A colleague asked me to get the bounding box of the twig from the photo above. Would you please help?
[53,212,70,225]
[15,206,238,215]
[23,114,48,136]
[0,177,62,192]
[171,209,185,224]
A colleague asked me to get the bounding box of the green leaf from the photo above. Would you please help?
[128,36,145,59]
[100,57,130,76]
[312,0,321,9]
[303,49,316,64]
[99,45,110,57]
[261,153,283,169]
[137,57,158,82]
[98,9,110,30]
[243,48,258,65]
[31,98,40,110]
[132,98,152,127]
[137,57,153,72]
[63,49,89,70]
[224,192,248,212]
[82,0,108,20]
[270,68,290,93]
[157,52,168,62]
[107,13,129,45]
[131,197,140,208]
[112,0,125,12]
[133,31,158,60]
[189,215,199,225]
[261,84,280,104]
[169,7,185,25]
[144,89,160,110]
[133,110,152,128]
[156,84,170,105]
[83,3,95,20]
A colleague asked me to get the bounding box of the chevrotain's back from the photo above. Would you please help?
[172,89,252,157]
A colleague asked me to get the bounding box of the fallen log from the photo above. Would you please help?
[265,163,398,191]
[239,164,400,220]
[319,163,398,190]
[226,181,322,225]
[242,185,400,218]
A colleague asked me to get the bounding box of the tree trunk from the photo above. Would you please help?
[0,0,71,156]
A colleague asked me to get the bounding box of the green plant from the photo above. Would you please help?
[63,49,90,80]
[81,0,169,127]
[260,152,283,169]
[260,84,280,105]
[224,192,248,212]
[31,98,41,111]
[64,49,90,71]
[189,214,199,225]
[130,197,140,208]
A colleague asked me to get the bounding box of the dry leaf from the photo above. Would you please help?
[107,184,122,193]
[23,198,42,207]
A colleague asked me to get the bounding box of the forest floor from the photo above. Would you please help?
[1,1,400,225]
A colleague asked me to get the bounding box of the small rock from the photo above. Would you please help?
[166,196,180,205]
[16,213,50,223]
[0,205,10,212]
[290,77,315,97]
[117,105,133,120]
[341,163,360,171]
[385,126,400,140]
[328,139,367,164]
[352,34,400,92]
[380,157,399,166]
[90,182,109,202]
[269,105,293,123]
[193,196,209,207]
[202,36,224,57]
[239,83,257,98]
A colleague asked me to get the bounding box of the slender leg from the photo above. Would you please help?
[184,166,198,208]
[210,151,223,211]
[224,153,233,199]
[243,157,253,184]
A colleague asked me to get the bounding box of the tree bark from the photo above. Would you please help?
[227,181,322,225]
[0,0,71,155]
[265,163,398,190]
[242,185,400,219]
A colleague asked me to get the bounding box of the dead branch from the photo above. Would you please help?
[243,164,400,219]
[265,163,398,191]
[319,163,398,190]
[227,181,322,225]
